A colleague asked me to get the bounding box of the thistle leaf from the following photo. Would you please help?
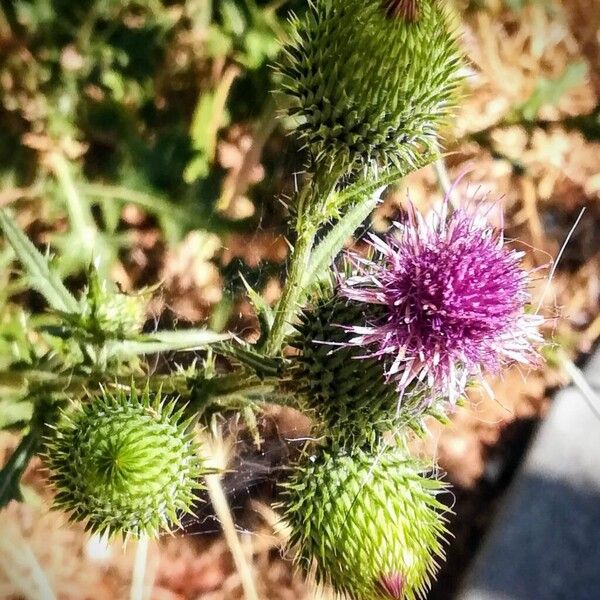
[303,198,380,290]
[0,209,78,313]
[104,329,232,358]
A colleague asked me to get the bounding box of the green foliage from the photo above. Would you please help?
[44,386,205,538]
[0,206,227,374]
[207,0,284,69]
[282,444,449,600]
[57,266,149,343]
[0,400,58,508]
[509,61,588,123]
[277,0,463,176]
[0,0,289,274]
[0,209,78,313]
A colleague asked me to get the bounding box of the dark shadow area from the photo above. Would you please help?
[459,473,600,600]
[429,417,540,600]
[181,409,311,537]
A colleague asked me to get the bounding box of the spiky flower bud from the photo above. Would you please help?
[60,267,148,341]
[89,289,147,338]
[44,387,204,538]
[281,445,449,600]
[290,297,403,445]
[277,0,463,176]
[288,294,447,447]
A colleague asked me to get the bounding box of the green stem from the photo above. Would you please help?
[265,221,317,356]
[0,370,189,398]
[188,372,282,414]
[265,169,338,356]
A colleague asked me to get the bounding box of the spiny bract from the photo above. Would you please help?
[288,294,448,448]
[282,445,449,600]
[45,387,204,538]
[277,0,463,176]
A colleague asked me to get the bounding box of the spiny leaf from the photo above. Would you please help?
[304,197,380,290]
[104,329,232,358]
[303,152,434,292]
[214,341,283,377]
[239,273,274,348]
[0,209,79,313]
[0,401,57,508]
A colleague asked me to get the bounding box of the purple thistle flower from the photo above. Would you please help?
[377,572,405,599]
[338,187,544,404]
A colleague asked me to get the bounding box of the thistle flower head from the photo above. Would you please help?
[281,445,449,600]
[339,190,543,403]
[45,386,205,538]
[289,293,448,447]
[277,0,463,176]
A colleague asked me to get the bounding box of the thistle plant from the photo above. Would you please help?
[282,444,449,600]
[45,387,205,538]
[277,0,463,177]
[0,1,547,598]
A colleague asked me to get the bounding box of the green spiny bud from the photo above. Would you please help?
[44,386,205,538]
[277,0,463,176]
[89,289,147,338]
[281,444,449,600]
[289,296,399,446]
[288,295,442,447]
[60,267,149,341]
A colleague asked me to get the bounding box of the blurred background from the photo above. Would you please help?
[0,0,599,598]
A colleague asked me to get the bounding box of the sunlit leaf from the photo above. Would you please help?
[0,209,79,313]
